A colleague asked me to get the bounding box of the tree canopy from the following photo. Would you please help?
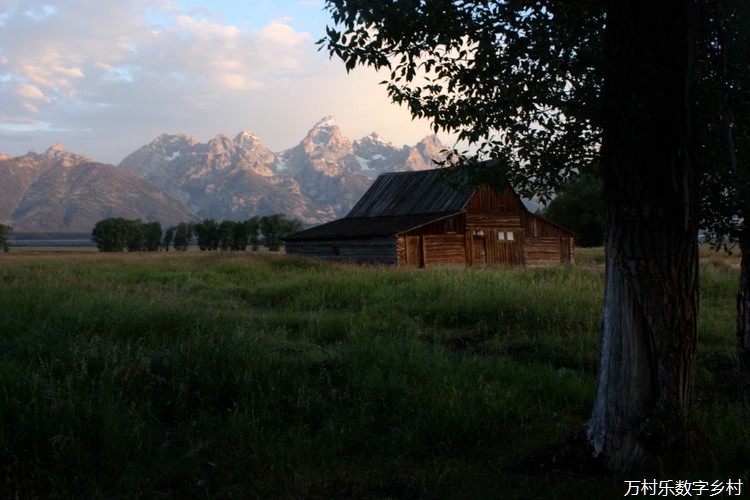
[320,0,741,473]
[321,0,604,200]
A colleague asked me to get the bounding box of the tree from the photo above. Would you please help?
[0,224,11,252]
[162,226,175,252]
[173,222,193,251]
[321,0,709,472]
[232,219,251,251]
[541,173,604,247]
[194,218,219,251]
[143,221,163,252]
[92,217,130,252]
[124,219,145,252]
[260,214,302,252]
[217,220,237,251]
[245,216,261,251]
[92,218,153,252]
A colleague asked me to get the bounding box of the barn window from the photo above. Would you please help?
[498,231,514,241]
[497,231,505,241]
[473,229,485,236]
[507,231,515,241]
[446,218,456,233]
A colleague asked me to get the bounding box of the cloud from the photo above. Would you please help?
[0,1,316,111]
[0,0,440,163]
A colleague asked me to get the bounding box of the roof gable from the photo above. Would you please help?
[346,168,475,217]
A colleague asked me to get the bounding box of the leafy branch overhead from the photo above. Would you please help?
[319,0,604,200]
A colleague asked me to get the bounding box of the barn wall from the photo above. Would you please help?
[406,213,466,236]
[464,186,523,213]
[424,234,466,266]
[464,189,575,267]
[523,212,574,238]
[483,229,524,266]
[524,237,573,267]
[397,234,467,267]
[285,238,397,264]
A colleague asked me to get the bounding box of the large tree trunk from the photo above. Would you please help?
[738,236,750,412]
[586,1,700,473]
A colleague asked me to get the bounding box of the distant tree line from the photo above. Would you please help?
[91,215,302,253]
[0,223,12,252]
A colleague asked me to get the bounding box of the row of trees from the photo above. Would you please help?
[91,215,302,253]
[189,215,302,252]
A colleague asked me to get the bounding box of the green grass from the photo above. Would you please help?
[0,249,746,498]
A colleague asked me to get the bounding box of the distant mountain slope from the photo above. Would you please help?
[119,116,448,224]
[1,117,448,232]
[0,144,193,232]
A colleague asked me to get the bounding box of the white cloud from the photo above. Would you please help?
[0,0,440,162]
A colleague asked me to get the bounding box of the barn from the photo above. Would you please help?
[283,168,575,267]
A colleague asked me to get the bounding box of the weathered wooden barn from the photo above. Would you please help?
[284,168,575,267]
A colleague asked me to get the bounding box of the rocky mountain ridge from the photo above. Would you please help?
[1,117,448,232]
[0,144,193,232]
[118,116,447,223]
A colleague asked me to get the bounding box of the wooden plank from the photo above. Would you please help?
[423,234,466,266]
[524,237,568,266]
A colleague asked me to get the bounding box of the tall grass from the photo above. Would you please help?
[0,250,746,498]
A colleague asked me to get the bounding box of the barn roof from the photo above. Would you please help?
[284,212,460,241]
[346,168,475,217]
[284,167,575,242]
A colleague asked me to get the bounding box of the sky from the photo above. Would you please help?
[0,0,442,164]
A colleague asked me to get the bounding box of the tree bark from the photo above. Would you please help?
[587,1,700,473]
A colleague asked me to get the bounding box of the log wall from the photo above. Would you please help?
[285,238,397,264]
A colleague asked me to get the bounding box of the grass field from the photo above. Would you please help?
[0,247,747,498]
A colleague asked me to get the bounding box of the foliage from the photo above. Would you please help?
[124,220,145,252]
[194,218,220,251]
[320,0,604,200]
[698,1,750,244]
[260,214,303,251]
[217,220,237,251]
[143,221,162,252]
[91,218,161,252]
[0,252,744,498]
[0,223,11,252]
[246,215,261,251]
[190,215,302,252]
[541,173,604,247]
[95,215,302,253]
[172,222,193,251]
[162,226,175,251]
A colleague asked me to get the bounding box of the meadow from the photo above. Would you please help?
[0,248,747,498]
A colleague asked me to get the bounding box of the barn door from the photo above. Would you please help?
[405,236,423,267]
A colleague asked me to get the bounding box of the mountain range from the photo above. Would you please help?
[1,117,447,233]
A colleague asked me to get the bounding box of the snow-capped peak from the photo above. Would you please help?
[313,115,337,129]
